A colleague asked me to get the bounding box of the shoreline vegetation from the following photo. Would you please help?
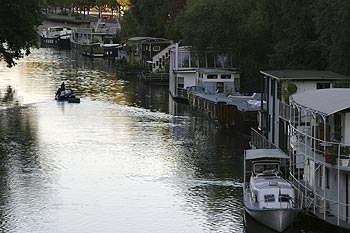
[2,0,350,94]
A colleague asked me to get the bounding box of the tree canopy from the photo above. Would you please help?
[0,0,42,67]
[121,0,350,92]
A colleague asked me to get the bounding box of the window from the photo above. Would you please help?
[177,77,184,89]
[334,82,350,88]
[178,51,190,68]
[153,46,160,52]
[264,194,275,202]
[207,75,217,79]
[279,194,290,202]
[216,82,224,93]
[317,83,330,89]
[221,74,231,79]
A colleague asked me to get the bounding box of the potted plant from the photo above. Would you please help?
[340,146,350,166]
[325,144,338,165]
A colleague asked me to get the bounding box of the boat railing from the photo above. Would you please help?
[176,88,188,98]
[250,128,278,149]
[279,101,291,121]
[290,125,350,166]
[290,172,350,226]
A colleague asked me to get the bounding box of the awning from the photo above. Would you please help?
[290,88,350,116]
[245,149,289,160]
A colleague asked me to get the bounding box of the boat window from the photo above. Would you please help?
[207,75,217,79]
[252,193,257,203]
[279,194,290,202]
[254,163,279,174]
[221,74,231,79]
[153,46,160,52]
[316,82,330,89]
[264,194,275,202]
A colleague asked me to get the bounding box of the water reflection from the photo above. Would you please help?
[0,48,335,232]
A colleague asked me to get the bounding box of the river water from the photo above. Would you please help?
[0,48,337,232]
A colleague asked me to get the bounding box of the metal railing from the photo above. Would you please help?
[279,101,291,121]
[250,128,278,149]
[176,88,188,98]
[141,72,169,83]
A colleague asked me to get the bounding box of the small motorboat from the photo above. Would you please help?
[55,89,80,103]
[243,149,300,232]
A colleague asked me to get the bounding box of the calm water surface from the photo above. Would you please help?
[0,49,338,232]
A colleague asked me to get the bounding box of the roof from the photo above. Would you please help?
[189,91,261,112]
[260,70,350,81]
[197,68,240,75]
[245,149,289,160]
[290,88,350,116]
[128,37,171,43]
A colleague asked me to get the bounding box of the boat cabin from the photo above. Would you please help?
[245,149,295,209]
[195,69,240,95]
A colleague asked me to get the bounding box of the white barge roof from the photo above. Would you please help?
[290,88,350,116]
[260,70,350,81]
[245,149,289,160]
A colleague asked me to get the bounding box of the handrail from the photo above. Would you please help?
[290,124,350,166]
[250,128,278,149]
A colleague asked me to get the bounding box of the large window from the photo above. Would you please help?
[178,51,190,68]
[333,82,350,88]
[316,83,330,89]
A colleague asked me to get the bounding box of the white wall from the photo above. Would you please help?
[183,72,197,88]
[295,81,316,93]
[344,112,350,145]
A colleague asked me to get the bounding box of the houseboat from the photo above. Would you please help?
[250,70,350,230]
[244,149,300,232]
[168,44,236,102]
[70,18,121,58]
[187,68,260,129]
[40,26,72,49]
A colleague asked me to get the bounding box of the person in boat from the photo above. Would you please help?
[61,82,65,91]
[56,87,61,98]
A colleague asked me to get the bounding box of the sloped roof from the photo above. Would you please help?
[128,37,171,43]
[290,88,350,116]
[245,149,289,160]
[260,70,350,81]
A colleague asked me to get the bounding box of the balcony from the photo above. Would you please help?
[290,125,350,168]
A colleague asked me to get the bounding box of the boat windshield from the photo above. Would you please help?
[253,162,280,176]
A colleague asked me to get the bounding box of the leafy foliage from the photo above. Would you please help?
[0,0,42,67]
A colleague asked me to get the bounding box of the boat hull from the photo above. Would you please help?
[40,36,71,49]
[244,191,299,232]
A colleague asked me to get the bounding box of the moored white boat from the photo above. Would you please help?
[40,26,72,49]
[243,149,300,232]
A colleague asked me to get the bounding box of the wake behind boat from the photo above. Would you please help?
[243,149,300,232]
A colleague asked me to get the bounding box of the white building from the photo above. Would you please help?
[169,44,235,101]
[251,70,350,229]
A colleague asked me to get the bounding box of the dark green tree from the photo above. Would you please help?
[175,0,273,92]
[0,0,42,67]
[120,0,170,39]
[268,0,325,70]
[313,0,350,75]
